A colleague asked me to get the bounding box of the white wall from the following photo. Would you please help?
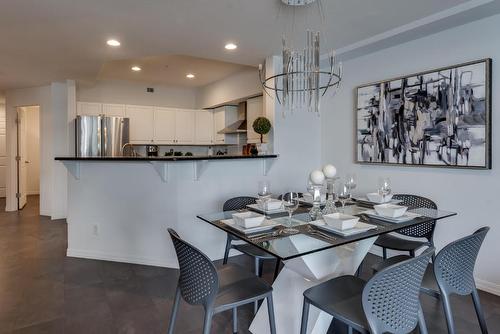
[24,106,40,195]
[322,14,500,294]
[196,68,261,109]
[77,80,198,109]
[0,100,5,197]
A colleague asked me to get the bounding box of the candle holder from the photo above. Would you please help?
[309,184,324,221]
[322,177,339,215]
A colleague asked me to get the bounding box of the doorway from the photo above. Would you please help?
[16,106,40,210]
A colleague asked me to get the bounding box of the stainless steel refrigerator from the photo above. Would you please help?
[76,115,130,157]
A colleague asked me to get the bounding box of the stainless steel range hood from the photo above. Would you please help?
[217,102,248,134]
[217,119,247,134]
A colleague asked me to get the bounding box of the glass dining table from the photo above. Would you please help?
[197,204,456,334]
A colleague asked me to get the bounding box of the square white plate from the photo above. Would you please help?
[310,220,377,237]
[361,209,421,223]
[221,218,280,234]
[247,203,286,214]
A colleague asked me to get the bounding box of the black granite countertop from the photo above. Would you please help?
[55,154,278,162]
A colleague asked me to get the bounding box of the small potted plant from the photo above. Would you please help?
[252,117,272,154]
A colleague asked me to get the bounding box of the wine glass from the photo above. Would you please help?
[335,181,350,212]
[282,192,300,233]
[258,180,271,199]
[378,177,392,203]
[345,174,357,194]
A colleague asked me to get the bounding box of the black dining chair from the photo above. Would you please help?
[373,227,490,334]
[167,228,276,334]
[222,196,281,280]
[374,194,438,260]
[300,247,434,334]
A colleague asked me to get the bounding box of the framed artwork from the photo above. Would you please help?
[356,58,492,169]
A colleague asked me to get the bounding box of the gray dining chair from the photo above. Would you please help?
[374,194,437,259]
[373,227,490,334]
[167,228,276,334]
[300,247,434,334]
[222,196,281,280]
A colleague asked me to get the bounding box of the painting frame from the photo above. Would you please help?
[355,58,492,170]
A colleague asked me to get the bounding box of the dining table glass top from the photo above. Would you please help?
[197,204,457,261]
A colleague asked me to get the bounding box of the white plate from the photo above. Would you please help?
[353,197,402,206]
[221,218,280,234]
[247,203,286,214]
[310,220,377,237]
[298,197,327,205]
[362,209,421,223]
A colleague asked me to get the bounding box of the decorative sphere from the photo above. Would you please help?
[309,170,325,185]
[322,164,337,178]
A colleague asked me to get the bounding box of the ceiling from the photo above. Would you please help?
[98,55,253,88]
[0,0,498,90]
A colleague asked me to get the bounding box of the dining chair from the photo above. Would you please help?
[167,228,276,334]
[278,192,303,201]
[222,196,281,281]
[373,227,490,334]
[300,247,434,334]
[374,194,438,260]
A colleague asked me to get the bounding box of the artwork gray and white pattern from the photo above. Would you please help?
[356,59,491,169]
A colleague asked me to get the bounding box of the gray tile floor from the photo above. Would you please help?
[0,196,498,333]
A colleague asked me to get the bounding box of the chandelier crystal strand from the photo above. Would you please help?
[259,0,343,117]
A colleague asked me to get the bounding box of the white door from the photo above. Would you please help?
[153,107,176,144]
[175,110,195,144]
[102,104,126,117]
[17,108,28,209]
[77,102,102,116]
[213,109,225,144]
[195,111,214,144]
[126,105,155,143]
[246,96,264,144]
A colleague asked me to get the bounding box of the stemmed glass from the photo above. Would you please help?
[258,180,272,203]
[345,174,357,195]
[335,181,350,212]
[378,177,392,203]
[282,192,300,234]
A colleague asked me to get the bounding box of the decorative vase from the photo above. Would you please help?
[322,177,339,215]
[258,143,268,155]
[309,184,324,221]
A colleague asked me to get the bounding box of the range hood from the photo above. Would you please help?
[217,101,248,134]
[217,119,247,134]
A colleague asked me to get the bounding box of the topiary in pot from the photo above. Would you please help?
[252,117,272,144]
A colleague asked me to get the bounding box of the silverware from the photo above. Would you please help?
[306,226,336,241]
[250,230,282,241]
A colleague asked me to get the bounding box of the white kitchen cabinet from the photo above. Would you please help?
[77,102,101,116]
[102,104,126,117]
[126,105,155,143]
[175,109,195,144]
[246,96,265,144]
[153,107,176,144]
[195,111,214,144]
[213,106,238,144]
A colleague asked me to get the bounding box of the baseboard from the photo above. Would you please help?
[475,278,500,296]
[67,248,179,269]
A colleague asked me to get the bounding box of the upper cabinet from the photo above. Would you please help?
[77,102,101,116]
[246,96,264,144]
[126,105,155,143]
[175,110,195,144]
[195,111,214,145]
[213,106,238,144]
[102,104,126,117]
[154,107,176,144]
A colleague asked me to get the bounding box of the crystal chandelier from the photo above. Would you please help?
[259,0,343,116]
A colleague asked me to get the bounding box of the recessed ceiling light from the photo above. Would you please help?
[131,66,142,72]
[225,43,238,50]
[106,39,121,47]
[186,73,195,79]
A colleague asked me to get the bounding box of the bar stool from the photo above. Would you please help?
[222,196,281,280]
[167,228,276,334]
[300,248,434,334]
[373,227,490,334]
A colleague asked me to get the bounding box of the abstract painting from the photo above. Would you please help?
[356,59,491,169]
